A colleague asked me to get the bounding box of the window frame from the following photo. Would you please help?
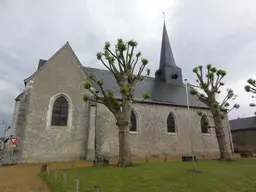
[46,93,73,130]
[167,112,177,135]
[129,109,138,134]
[201,115,209,135]
[51,96,69,126]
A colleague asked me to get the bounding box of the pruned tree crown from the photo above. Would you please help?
[244,78,256,115]
[190,64,239,117]
[82,39,151,117]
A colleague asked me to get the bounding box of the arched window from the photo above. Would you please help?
[51,96,69,126]
[130,110,137,132]
[201,115,209,134]
[167,112,176,133]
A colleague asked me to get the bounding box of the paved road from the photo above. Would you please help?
[0,164,50,192]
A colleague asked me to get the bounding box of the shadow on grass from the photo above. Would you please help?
[110,162,147,168]
[185,169,202,174]
[215,158,242,163]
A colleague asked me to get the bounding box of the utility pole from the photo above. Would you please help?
[1,119,10,149]
[0,120,6,150]
[3,120,7,136]
[184,79,196,171]
[1,119,7,137]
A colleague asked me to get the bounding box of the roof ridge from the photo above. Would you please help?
[230,116,256,121]
[24,42,70,84]
[84,66,156,80]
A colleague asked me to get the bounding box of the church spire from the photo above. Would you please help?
[160,23,177,68]
[155,21,183,86]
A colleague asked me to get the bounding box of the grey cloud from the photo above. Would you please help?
[170,0,256,83]
[1,0,256,135]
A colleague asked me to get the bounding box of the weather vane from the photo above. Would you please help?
[163,12,166,23]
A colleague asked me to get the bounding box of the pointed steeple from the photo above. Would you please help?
[155,22,183,86]
[160,23,177,68]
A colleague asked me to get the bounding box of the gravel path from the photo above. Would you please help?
[0,161,93,192]
[0,164,50,192]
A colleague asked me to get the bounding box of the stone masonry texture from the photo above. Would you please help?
[95,103,232,159]
[11,43,233,163]
[20,44,91,163]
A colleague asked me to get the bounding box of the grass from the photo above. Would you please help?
[40,157,256,192]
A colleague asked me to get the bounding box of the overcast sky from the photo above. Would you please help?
[0,0,256,136]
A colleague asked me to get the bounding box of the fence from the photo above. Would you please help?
[41,154,222,191]
[1,148,21,165]
[44,164,100,192]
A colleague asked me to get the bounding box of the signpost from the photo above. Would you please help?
[10,138,17,145]
[8,136,17,164]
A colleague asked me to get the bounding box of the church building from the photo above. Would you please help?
[7,24,233,163]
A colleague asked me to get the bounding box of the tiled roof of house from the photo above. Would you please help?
[230,116,256,131]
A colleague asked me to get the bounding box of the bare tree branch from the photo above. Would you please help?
[106,47,124,67]
[125,44,130,64]
[220,89,234,108]
[128,46,135,69]
[115,49,124,73]
[189,86,208,105]
[131,53,140,74]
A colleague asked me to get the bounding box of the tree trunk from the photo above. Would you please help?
[117,121,132,166]
[116,76,132,167]
[211,106,231,161]
[116,98,132,166]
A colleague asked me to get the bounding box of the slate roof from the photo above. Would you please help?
[84,67,208,109]
[229,116,256,131]
[19,59,208,109]
[15,91,25,101]
[159,23,177,68]
[37,59,47,70]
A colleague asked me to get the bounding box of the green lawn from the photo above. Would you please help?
[40,158,256,192]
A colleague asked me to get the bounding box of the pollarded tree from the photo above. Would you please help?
[190,64,239,161]
[244,78,256,115]
[82,39,150,167]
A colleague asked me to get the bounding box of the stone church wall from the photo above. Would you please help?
[20,45,91,163]
[96,102,232,159]
[2,90,29,164]
[12,91,30,163]
[12,43,233,163]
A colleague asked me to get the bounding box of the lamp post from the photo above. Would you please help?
[184,79,196,171]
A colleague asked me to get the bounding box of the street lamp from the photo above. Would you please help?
[184,79,196,171]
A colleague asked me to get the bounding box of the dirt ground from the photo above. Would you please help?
[0,163,50,192]
[0,158,173,192]
[0,161,94,192]
[0,155,241,192]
